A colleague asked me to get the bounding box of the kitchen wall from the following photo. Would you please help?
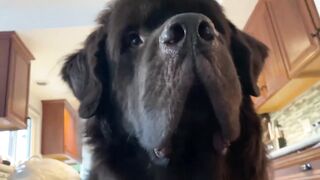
[270,81,320,146]
[28,92,42,156]
[222,0,258,29]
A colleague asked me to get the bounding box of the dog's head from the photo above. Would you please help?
[62,0,268,164]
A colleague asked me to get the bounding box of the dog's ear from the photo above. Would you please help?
[229,22,268,97]
[61,27,107,118]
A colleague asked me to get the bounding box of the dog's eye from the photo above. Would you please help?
[128,32,143,47]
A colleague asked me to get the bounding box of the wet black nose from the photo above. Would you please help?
[159,13,215,45]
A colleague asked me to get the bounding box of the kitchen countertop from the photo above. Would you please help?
[268,134,320,159]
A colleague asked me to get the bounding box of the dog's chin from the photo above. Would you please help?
[147,80,235,166]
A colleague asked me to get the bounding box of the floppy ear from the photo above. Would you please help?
[229,22,268,97]
[61,27,107,118]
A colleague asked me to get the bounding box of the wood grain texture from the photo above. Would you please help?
[272,148,320,179]
[267,0,320,77]
[6,38,30,127]
[0,38,10,117]
[245,0,320,113]
[256,77,320,113]
[0,32,34,130]
[245,0,290,108]
[273,148,320,169]
[41,99,82,161]
[41,100,65,155]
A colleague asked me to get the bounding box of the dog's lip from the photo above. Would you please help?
[151,78,237,160]
[154,137,172,159]
[154,147,171,159]
[213,132,231,155]
[190,80,235,148]
[153,132,231,159]
[150,139,172,166]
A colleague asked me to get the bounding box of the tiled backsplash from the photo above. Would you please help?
[270,81,320,146]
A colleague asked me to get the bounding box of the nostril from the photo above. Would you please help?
[161,23,185,45]
[198,21,215,42]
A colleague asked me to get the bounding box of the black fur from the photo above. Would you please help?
[61,0,269,179]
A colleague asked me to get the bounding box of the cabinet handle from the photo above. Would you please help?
[311,28,320,38]
[300,163,312,172]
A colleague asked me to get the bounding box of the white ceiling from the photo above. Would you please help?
[0,0,106,30]
[0,0,257,109]
[18,27,95,107]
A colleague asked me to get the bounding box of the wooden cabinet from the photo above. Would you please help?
[245,1,290,107]
[271,147,320,179]
[245,0,320,113]
[0,32,34,130]
[267,0,320,77]
[41,100,81,162]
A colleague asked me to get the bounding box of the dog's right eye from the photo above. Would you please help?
[127,32,143,47]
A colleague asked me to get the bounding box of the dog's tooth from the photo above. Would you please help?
[221,147,228,155]
[213,133,230,155]
[154,148,165,158]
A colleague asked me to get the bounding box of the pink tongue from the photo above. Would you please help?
[213,133,230,155]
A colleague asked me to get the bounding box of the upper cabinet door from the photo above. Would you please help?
[6,38,31,128]
[245,1,289,102]
[0,32,34,130]
[267,0,320,77]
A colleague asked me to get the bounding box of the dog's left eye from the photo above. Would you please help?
[128,32,143,47]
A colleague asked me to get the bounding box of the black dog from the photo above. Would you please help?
[62,0,269,179]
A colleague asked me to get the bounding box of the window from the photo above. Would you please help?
[0,118,32,165]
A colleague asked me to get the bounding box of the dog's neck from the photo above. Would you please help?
[86,114,233,180]
[90,131,227,180]
[86,97,268,180]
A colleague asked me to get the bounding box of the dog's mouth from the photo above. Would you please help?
[151,78,233,165]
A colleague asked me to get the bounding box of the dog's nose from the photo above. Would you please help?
[159,13,215,46]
